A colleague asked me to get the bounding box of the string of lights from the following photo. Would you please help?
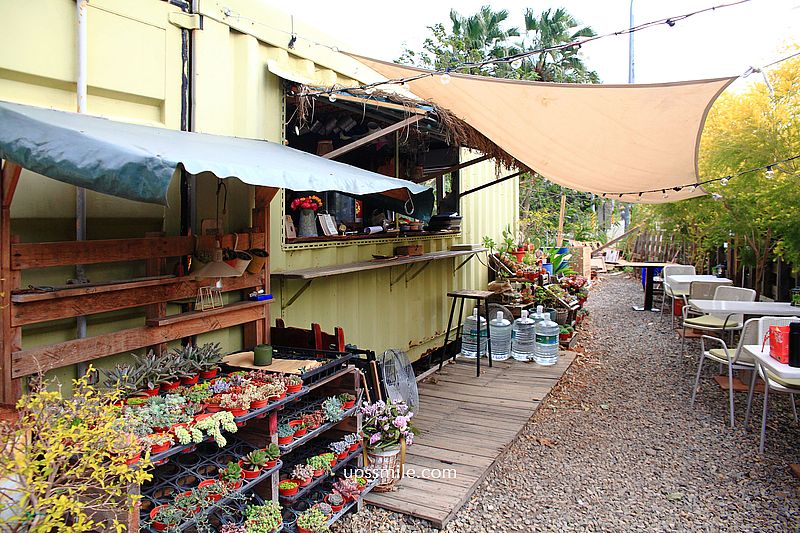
[296,0,755,98]
[599,154,800,200]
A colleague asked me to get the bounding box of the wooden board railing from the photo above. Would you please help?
[11,300,269,378]
[11,273,263,326]
[11,235,196,270]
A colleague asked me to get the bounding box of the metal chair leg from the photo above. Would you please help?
[690,350,705,407]
[744,368,758,429]
[484,299,492,368]
[680,323,687,357]
[440,297,457,371]
[453,298,465,362]
[791,393,798,423]
[759,383,770,454]
[475,300,481,378]
[727,362,736,428]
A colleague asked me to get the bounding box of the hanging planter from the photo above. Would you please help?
[246,248,269,274]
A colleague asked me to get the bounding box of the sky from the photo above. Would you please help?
[265,0,800,89]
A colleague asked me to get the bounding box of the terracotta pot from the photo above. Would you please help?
[250,399,269,410]
[199,368,218,379]
[324,494,343,512]
[348,442,359,453]
[513,251,525,262]
[559,333,571,342]
[279,483,299,496]
[329,457,337,467]
[142,386,160,397]
[193,413,212,424]
[198,479,222,502]
[206,404,223,413]
[150,505,171,531]
[286,383,302,394]
[238,460,261,479]
[160,380,180,392]
[228,407,248,417]
[181,374,199,386]
[278,435,293,445]
[125,451,141,466]
[342,400,355,409]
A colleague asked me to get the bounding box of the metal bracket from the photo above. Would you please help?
[405,261,432,284]
[454,253,476,273]
[390,265,414,288]
[169,12,202,30]
[283,279,313,309]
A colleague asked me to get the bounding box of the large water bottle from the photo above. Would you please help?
[489,311,512,361]
[534,314,560,366]
[460,308,487,359]
[511,310,536,361]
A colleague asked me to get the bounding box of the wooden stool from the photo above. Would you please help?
[440,289,494,377]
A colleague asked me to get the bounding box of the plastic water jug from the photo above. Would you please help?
[461,308,487,359]
[489,311,512,361]
[534,314,560,366]
[511,310,536,361]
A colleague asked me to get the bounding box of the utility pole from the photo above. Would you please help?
[621,0,635,231]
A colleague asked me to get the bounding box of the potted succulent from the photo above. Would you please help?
[338,393,356,409]
[150,503,188,531]
[306,455,329,477]
[242,384,270,410]
[343,433,360,453]
[263,442,281,468]
[218,461,244,489]
[328,440,349,460]
[290,419,308,438]
[172,344,203,385]
[323,491,344,513]
[559,324,574,342]
[321,397,344,423]
[243,501,282,532]
[220,392,250,417]
[320,452,336,468]
[278,479,299,497]
[285,374,303,394]
[197,342,223,379]
[313,502,333,518]
[194,410,237,447]
[102,363,143,397]
[173,423,203,446]
[239,449,267,479]
[296,507,330,533]
[197,479,228,502]
[142,432,173,455]
[292,464,315,487]
[277,423,295,445]
[332,477,360,502]
[301,411,324,430]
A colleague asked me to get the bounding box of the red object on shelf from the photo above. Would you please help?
[342,400,355,409]
[324,493,343,512]
[160,380,180,392]
[142,386,160,397]
[279,482,299,496]
[238,460,262,479]
[673,298,685,316]
[278,435,293,445]
[250,399,268,409]
[150,505,169,531]
[228,408,248,417]
[198,479,222,502]
[199,368,218,379]
[348,442,359,453]
[181,374,199,386]
[286,383,302,394]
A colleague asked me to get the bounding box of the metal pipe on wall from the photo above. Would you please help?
[76,0,89,378]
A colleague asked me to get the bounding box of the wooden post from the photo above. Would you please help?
[1,161,22,403]
[555,193,566,248]
[243,187,278,348]
[145,232,168,356]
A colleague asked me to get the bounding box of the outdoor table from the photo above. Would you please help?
[666,274,731,295]
[688,300,800,317]
[619,261,673,312]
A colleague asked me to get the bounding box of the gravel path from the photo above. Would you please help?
[335,274,800,532]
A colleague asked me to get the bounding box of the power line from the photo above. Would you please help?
[297,0,755,97]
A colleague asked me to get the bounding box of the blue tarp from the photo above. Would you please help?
[0,101,434,219]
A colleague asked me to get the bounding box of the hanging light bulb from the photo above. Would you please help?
[712,193,723,201]
[510,58,523,69]
[328,93,337,103]
[720,176,730,186]
[765,166,775,180]
[662,190,668,199]
[439,72,451,85]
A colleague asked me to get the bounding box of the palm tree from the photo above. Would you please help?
[518,8,599,83]
[449,6,520,74]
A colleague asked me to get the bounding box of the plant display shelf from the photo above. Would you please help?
[148,386,309,464]
[324,476,381,528]
[278,438,364,503]
[280,476,381,533]
[140,436,281,532]
[276,398,361,454]
[269,345,357,386]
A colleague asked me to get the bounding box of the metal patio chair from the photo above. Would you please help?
[680,284,750,357]
[660,264,696,329]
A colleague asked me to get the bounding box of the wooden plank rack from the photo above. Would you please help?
[365,353,577,529]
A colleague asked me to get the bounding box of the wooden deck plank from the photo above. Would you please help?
[365,351,577,529]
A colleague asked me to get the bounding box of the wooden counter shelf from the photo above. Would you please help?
[146,299,271,327]
[285,229,460,245]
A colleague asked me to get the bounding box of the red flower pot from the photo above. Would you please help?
[348,443,359,453]
[342,400,355,409]
[219,471,244,490]
[324,494,343,512]
[298,477,312,487]
[279,483,299,497]
[312,468,324,478]
[250,399,269,410]
[194,413,212,424]
[329,457,337,467]
[149,436,171,455]
[270,390,286,401]
[293,427,308,438]
[265,458,278,469]
[199,368,218,379]
[160,380,179,392]
[238,460,262,479]
[559,334,570,342]
[150,505,170,531]
[298,527,311,533]
[181,374,199,386]
[198,479,222,502]
[228,408,248,417]
[513,251,525,262]
[125,451,141,466]
[278,435,293,445]
[286,383,302,393]
[142,386,160,397]
[206,404,223,413]
[336,451,348,460]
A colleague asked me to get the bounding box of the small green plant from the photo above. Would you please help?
[101,363,143,394]
[292,463,315,481]
[326,492,344,506]
[181,382,212,403]
[319,452,335,464]
[285,374,302,386]
[306,455,331,473]
[296,507,329,532]
[337,392,355,404]
[219,461,243,483]
[194,410,237,447]
[243,501,282,532]
[241,449,267,471]
[263,442,280,461]
[342,433,359,448]
[174,424,203,445]
[279,480,298,490]
[151,504,190,528]
[277,423,295,438]
[321,397,344,422]
[314,502,333,516]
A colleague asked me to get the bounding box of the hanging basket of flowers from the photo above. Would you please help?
[360,399,418,492]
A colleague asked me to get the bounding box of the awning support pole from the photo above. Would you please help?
[423,155,491,182]
[322,115,424,160]
[459,170,524,197]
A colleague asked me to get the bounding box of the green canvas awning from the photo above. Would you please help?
[0,100,434,219]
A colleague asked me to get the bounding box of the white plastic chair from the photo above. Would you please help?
[680,285,754,357]
[660,265,696,329]
[744,316,800,453]
[692,317,759,427]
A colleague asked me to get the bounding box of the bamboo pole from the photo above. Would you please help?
[556,193,566,247]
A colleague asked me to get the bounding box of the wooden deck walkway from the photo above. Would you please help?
[364,352,577,528]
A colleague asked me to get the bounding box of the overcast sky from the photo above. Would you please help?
[267,0,799,88]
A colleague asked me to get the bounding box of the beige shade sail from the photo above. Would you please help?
[353,56,736,204]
